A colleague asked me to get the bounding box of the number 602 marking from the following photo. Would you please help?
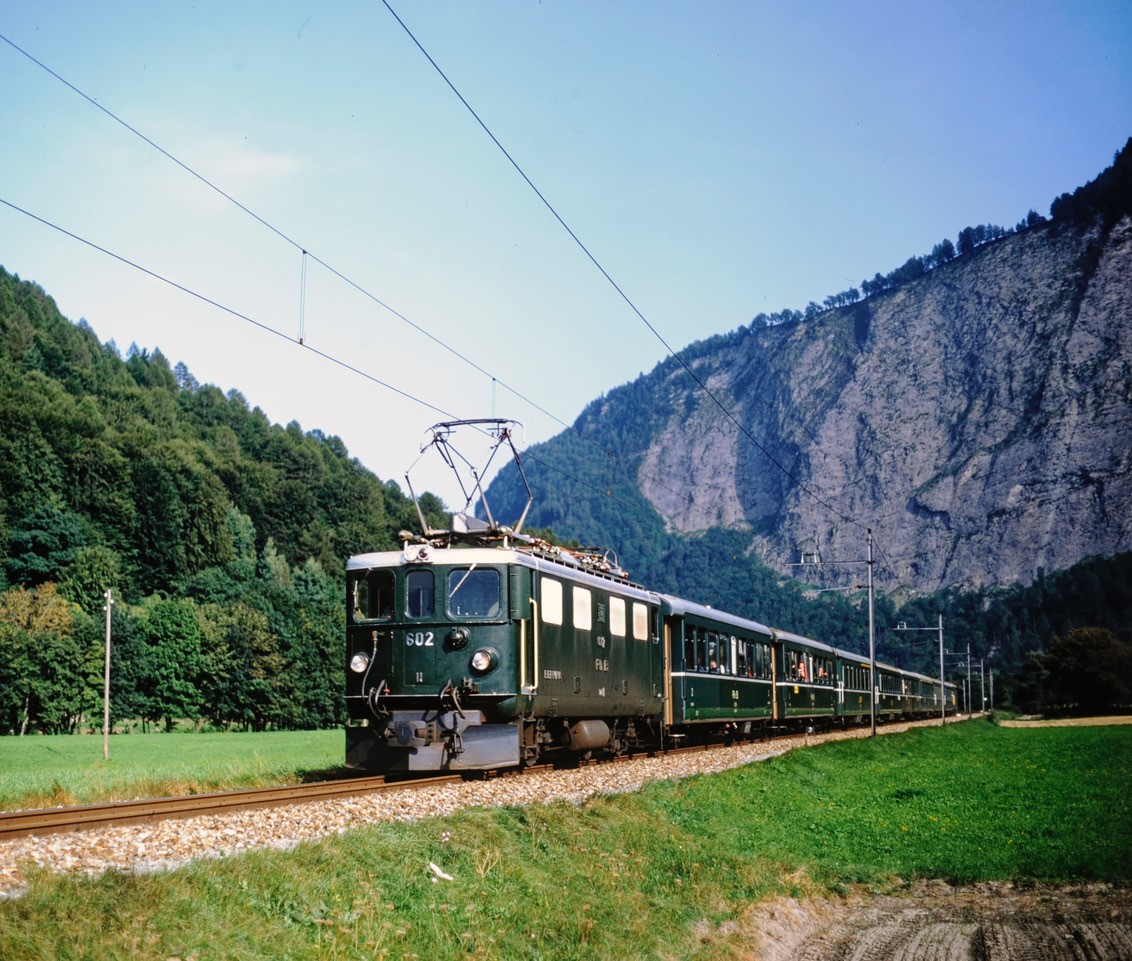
[405,631,434,647]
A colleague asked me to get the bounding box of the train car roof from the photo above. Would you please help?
[659,594,773,636]
[347,545,660,602]
[770,627,838,656]
[831,646,956,686]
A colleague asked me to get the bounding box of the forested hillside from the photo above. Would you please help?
[0,267,445,734]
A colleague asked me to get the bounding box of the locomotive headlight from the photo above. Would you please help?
[349,652,370,674]
[470,648,498,674]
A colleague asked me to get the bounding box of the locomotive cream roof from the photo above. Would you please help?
[347,543,659,603]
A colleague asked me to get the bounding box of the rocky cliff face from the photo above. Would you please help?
[637,215,1132,591]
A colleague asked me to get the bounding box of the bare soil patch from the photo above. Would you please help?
[736,882,1132,961]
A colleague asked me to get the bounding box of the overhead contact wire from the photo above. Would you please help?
[0,29,692,509]
[0,197,453,420]
[379,1,862,531]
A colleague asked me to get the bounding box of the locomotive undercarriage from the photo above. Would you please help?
[346,705,661,773]
[520,716,658,766]
[346,708,523,772]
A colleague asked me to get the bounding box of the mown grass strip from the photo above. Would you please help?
[1,721,1128,961]
[0,730,343,808]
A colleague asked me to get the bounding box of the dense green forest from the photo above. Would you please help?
[0,265,447,734]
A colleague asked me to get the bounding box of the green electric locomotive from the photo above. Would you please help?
[345,533,664,772]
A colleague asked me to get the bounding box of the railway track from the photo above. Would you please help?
[0,720,945,843]
[0,739,722,842]
[0,773,458,841]
[0,750,707,842]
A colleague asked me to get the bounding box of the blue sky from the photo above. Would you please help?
[2,1,1129,506]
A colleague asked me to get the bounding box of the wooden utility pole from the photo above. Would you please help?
[103,589,113,760]
[867,529,876,737]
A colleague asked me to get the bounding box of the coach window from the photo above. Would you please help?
[610,597,627,638]
[573,586,593,631]
[707,634,722,673]
[447,568,501,618]
[407,569,435,618]
[696,628,709,672]
[737,641,748,677]
[352,569,394,622]
[684,627,696,670]
[792,652,809,681]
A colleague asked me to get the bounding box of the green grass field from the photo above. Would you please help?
[0,729,344,809]
[1,720,1129,960]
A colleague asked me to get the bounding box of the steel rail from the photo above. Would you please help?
[0,774,460,841]
[0,716,947,842]
[0,744,714,841]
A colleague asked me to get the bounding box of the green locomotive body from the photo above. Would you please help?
[345,542,664,772]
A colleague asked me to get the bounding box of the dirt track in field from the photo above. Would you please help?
[998,715,1132,728]
[736,882,1132,961]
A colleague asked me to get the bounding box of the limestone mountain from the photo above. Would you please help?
[487,141,1132,595]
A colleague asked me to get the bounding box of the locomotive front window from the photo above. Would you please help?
[447,567,501,618]
[352,569,394,622]
[407,569,435,618]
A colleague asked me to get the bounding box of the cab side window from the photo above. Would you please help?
[353,569,394,622]
[573,586,592,631]
[632,603,650,641]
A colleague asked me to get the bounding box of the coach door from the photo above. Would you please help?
[771,642,781,721]
[663,617,675,726]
